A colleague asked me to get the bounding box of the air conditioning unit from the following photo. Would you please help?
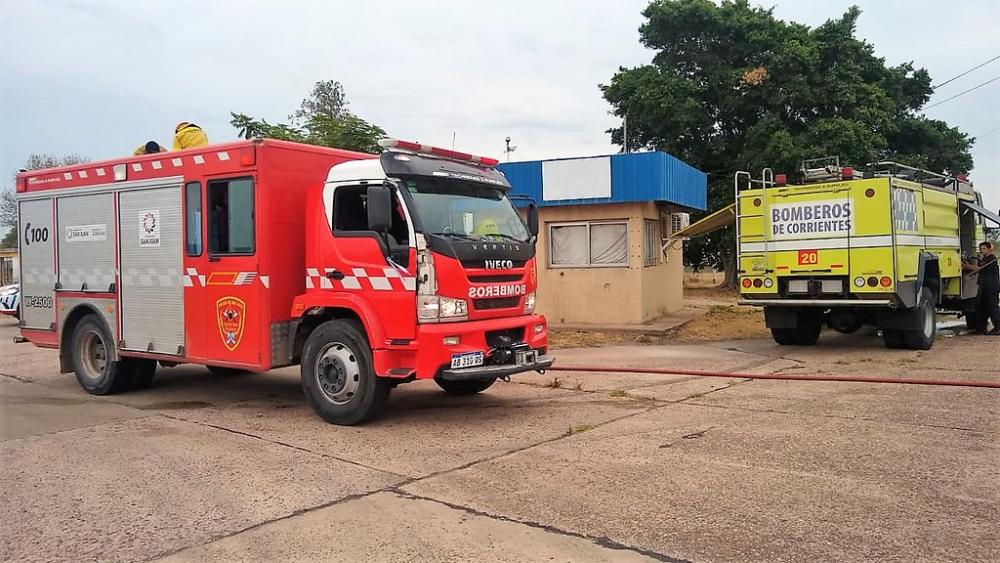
[671,212,690,234]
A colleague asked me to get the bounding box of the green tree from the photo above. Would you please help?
[1,154,89,247]
[231,81,386,154]
[602,1,973,280]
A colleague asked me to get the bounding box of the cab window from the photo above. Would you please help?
[208,177,254,255]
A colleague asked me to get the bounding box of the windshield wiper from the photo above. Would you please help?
[481,233,526,243]
[431,231,478,242]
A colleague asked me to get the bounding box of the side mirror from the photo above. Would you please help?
[527,203,539,238]
[367,184,392,233]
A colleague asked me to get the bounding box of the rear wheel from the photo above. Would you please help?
[434,376,498,395]
[300,320,390,425]
[882,329,906,349]
[902,288,936,350]
[71,315,131,395]
[771,323,820,346]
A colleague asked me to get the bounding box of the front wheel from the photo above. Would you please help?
[300,320,390,425]
[434,376,498,395]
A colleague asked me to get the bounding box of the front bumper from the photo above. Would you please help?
[438,354,554,381]
[373,314,549,379]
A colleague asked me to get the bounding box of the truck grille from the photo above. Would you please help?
[486,327,524,348]
[469,274,522,283]
[461,260,526,269]
[474,297,520,310]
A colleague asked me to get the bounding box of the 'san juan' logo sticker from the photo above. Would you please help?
[216,296,246,351]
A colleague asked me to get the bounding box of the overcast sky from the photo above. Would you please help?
[2,0,997,209]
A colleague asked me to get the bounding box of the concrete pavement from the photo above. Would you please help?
[1,316,998,562]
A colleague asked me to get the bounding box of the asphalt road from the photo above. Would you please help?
[1,317,997,562]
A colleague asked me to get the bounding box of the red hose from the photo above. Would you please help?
[548,365,1000,389]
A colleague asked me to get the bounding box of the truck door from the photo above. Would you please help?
[17,198,56,330]
[322,183,416,341]
[185,176,262,367]
[119,185,185,354]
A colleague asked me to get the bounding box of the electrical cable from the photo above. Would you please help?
[925,74,1000,109]
[933,54,1000,89]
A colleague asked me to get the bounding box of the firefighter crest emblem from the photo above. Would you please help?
[216,297,246,351]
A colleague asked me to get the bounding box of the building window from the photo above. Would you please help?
[643,219,659,267]
[184,182,202,256]
[549,221,628,267]
[208,177,254,255]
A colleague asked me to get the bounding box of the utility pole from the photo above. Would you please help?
[623,109,629,154]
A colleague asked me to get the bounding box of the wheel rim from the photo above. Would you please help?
[78,329,107,381]
[314,341,360,405]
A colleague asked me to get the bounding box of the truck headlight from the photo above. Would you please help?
[417,295,468,323]
[524,292,536,314]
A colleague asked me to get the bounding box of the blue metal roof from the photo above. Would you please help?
[497,151,706,211]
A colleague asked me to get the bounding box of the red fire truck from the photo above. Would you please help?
[14,138,552,424]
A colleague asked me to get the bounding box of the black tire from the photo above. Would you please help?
[902,288,936,350]
[71,315,131,395]
[434,376,498,395]
[300,320,390,425]
[127,359,157,390]
[771,328,796,345]
[206,365,249,377]
[882,329,906,349]
[771,324,820,346]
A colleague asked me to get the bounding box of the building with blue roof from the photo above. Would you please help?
[498,151,706,326]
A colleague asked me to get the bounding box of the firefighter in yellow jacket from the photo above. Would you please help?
[172,122,209,150]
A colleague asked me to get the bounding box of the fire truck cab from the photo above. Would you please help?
[15,138,551,425]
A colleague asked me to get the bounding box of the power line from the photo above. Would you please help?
[933,54,1000,89]
[925,73,1000,109]
[976,124,1000,140]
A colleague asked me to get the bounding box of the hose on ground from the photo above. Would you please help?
[547,365,1000,389]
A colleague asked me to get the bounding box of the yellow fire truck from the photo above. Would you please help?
[736,158,999,349]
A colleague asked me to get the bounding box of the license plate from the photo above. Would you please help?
[450,351,484,369]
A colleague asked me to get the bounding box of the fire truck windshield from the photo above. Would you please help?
[399,176,530,243]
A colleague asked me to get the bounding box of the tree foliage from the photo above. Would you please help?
[231,80,386,154]
[2,154,89,246]
[602,1,974,274]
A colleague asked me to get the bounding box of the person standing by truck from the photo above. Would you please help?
[971,242,1000,335]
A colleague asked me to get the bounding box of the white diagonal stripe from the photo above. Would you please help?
[369,277,392,290]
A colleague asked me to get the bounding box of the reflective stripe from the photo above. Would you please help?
[742,234,958,252]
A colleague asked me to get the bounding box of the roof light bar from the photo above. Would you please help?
[378,138,500,167]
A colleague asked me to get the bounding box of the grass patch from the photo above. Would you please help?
[672,305,769,342]
[565,424,596,436]
[609,388,629,398]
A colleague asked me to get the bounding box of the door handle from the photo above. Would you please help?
[326,269,345,280]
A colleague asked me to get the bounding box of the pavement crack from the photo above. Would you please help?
[0,371,32,384]
[159,413,409,480]
[682,401,998,435]
[392,490,692,563]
